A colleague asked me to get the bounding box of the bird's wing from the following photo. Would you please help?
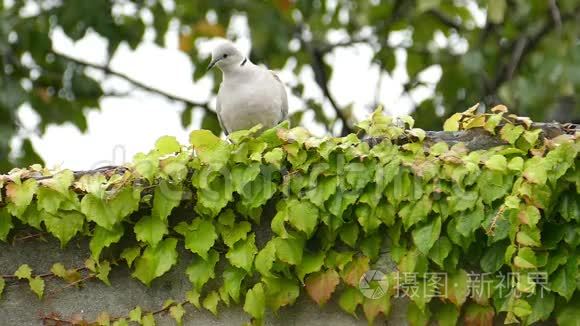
[215,95,229,136]
[270,70,288,122]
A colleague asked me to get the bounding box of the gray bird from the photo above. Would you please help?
[207,40,288,135]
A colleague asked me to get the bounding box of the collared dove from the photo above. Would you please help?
[207,40,288,135]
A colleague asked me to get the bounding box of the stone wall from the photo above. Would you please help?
[0,239,407,325]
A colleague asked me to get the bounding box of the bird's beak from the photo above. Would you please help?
[207,58,218,70]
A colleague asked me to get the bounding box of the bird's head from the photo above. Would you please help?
[207,40,245,71]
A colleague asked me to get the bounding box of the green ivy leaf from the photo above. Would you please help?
[193,175,233,217]
[244,283,266,321]
[432,301,459,326]
[186,249,219,291]
[134,215,167,248]
[412,216,441,254]
[327,191,359,218]
[255,241,276,277]
[141,313,155,326]
[514,247,537,269]
[15,264,32,279]
[113,318,129,326]
[222,267,246,304]
[500,124,524,144]
[507,157,524,171]
[274,234,305,266]
[484,154,507,171]
[129,306,142,322]
[305,176,337,207]
[189,130,231,169]
[6,179,38,208]
[0,208,14,241]
[29,276,44,299]
[287,199,319,237]
[44,169,74,194]
[132,238,178,286]
[202,290,220,315]
[169,303,185,325]
[484,114,502,134]
[121,246,141,268]
[408,279,437,312]
[43,210,84,247]
[36,187,65,214]
[179,219,217,260]
[296,251,325,281]
[231,163,261,194]
[550,257,577,301]
[263,276,300,311]
[556,293,580,326]
[155,135,181,155]
[96,260,112,285]
[516,226,541,247]
[428,236,452,268]
[264,148,285,168]
[558,192,580,222]
[338,286,363,316]
[152,181,182,221]
[133,152,159,182]
[407,300,430,326]
[81,188,140,230]
[480,240,508,273]
[339,222,359,248]
[89,224,124,260]
[226,234,257,272]
[527,291,554,324]
[522,156,548,185]
[455,206,485,237]
[399,195,432,230]
[186,290,201,309]
[518,205,541,226]
[220,221,251,248]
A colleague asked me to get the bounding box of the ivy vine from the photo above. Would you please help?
[0,105,578,325]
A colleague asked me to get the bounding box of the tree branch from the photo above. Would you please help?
[488,6,580,97]
[53,51,216,118]
[308,46,353,136]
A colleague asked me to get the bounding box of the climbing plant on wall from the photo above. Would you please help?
[0,106,578,325]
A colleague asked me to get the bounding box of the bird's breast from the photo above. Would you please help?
[219,76,284,133]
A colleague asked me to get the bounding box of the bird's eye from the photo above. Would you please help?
[223,54,229,58]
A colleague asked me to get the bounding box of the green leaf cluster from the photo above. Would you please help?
[0,108,578,325]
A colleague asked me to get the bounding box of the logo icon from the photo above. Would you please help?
[359,270,388,299]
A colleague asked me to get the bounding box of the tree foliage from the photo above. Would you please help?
[0,107,579,324]
[1,0,579,171]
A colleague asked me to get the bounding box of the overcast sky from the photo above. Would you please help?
[14,10,454,171]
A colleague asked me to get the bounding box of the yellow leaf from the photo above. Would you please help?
[464,103,480,116]
[490,104,508,113]
[443,113,462,131]
[464,115,486,129]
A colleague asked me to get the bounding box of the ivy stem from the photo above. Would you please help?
[1,267,89,280]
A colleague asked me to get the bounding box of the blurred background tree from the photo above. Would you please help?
[0,0,578,171]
